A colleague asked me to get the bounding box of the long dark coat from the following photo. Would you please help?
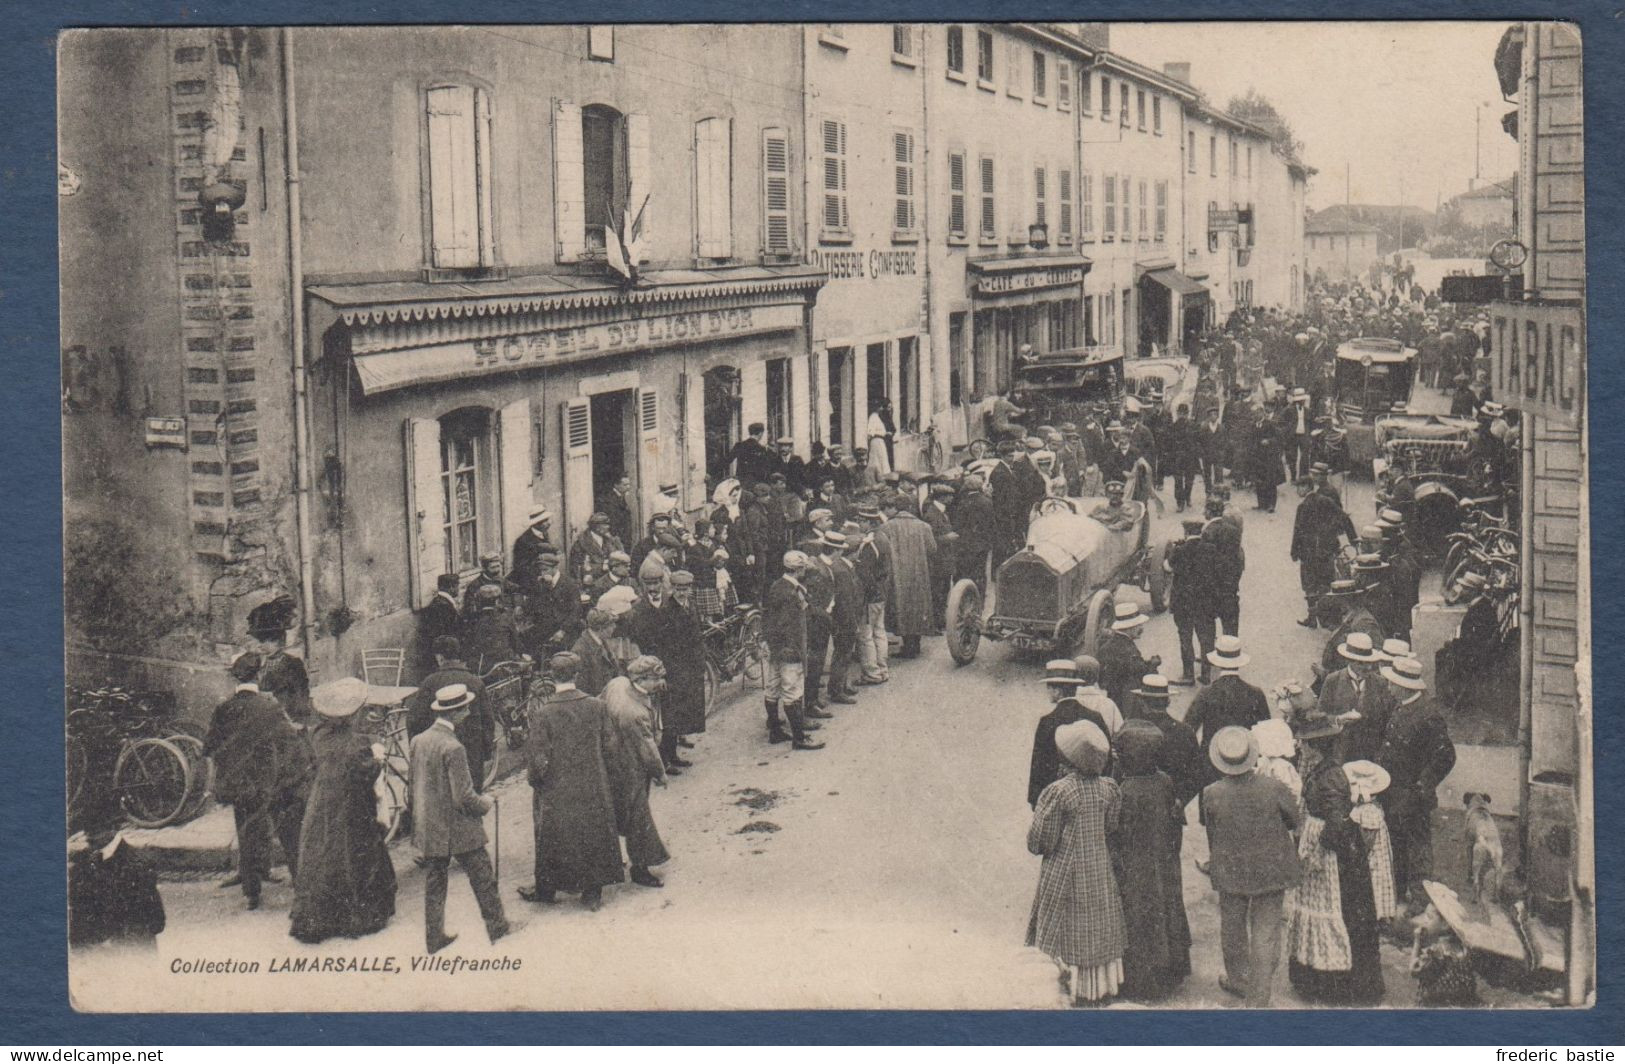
[877,511,937,638]
[204,689,312,806]
[290,717,397,944]
[526,689,625,894]
[1113,770,1192,999]
[622,596,707,735]
[570,629,622,697]
[1161,417,1201,475]
[1097,631,1153,714]
[1184,675,1271,787]
[601,676,670,869]
[1251,422,1286,488]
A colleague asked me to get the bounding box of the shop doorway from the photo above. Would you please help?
[703,366,741,481]
[827,346,852,446]
[866,341,888,411]
[590,389,636,526]
[1138,276,1171,356]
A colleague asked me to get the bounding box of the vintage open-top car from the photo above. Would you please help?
[944,494,1166,665]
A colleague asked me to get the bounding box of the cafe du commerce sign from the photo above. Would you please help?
[1488,299,1586,427]
[971,264,1088,295]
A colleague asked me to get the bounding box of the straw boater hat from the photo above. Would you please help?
[1378,638,1411,662]
[1134,673,1171,702]
[1322,578,1363,599]
[313,676,369,719]
[1338,631,1382,663]
[431,683,476,713]
[528,506,552,525]
[1209,726,1258,776]
[1054,719,1110,775]
[1207,634,1249,670]
[1251,718,1296,760]
[1379,507,1406,526]
[1110,601,1149,631]
[1380,656,1427,691]
[1310,461,1331,476]
[1042,659,1081,687]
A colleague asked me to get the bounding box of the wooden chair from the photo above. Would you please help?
[360,648,406,688]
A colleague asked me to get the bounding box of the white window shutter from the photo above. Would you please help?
[497,397,533,570]
[625,112,653,261]
[711,118,732,258]
[560,398,593,543]
[681,372,706,510]
[637,387,664,516]
[552,99,585,263]
[473,88,496,266]
[426,86,477,268]
[695,118,731,259]
[761,127,791,254]
[403,417,445,609]
[694,120,716,257]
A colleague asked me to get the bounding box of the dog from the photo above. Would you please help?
[1462,792,1504,906]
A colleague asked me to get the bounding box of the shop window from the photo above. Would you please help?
[766,357,793,443]
[976,30,994,84]
[438,407,496,575]
[1058,169,1073,244]
[820,117,850,238]
[947,150,967,240]
[978,154,996,242]
[694,116,733,260]
[424,84,495,271]
[946,26,964,76]
[893,129,918,235]
[761,127,793,256]
[1032,51,1046,100]
[972,309,993,400]
[898,336,920,432]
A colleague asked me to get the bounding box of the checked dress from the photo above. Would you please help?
[1026,772,1127,1002]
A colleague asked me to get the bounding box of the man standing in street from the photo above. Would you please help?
[825,530,862,706]
[522,547,585,659]
[1096,601,1160,713]
[1291,466,1356,628]
[602,655,672,890]
[568,511,623,589]
[205,651,311,910]
[416,573,462,677]
[949,472,996,594]
[1201,496,1245,637]
[1162,403,1200,513]
[1198,407,1225,502]
[1317,632,1397,763]
[922,481,958,624]
[725,422,776,489]
[406,636,493,790]
[1374,657,1456,915]
[410,683,513,952]
[1200,726,1303,1006]
[1167,519,1219,686]
[1184,636,1271,789]
[762,550,825,750]
[988,439,1025,574]
[511,506,558,585]
[798,537,837,719]
[852,506,892,687]
[520,652,625,911]
[877,495,938,659]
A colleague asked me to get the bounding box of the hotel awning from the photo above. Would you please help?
[1140,267,1210,302]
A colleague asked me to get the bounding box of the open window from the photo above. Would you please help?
[553,100,650,263]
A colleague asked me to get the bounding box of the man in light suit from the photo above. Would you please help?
[410,684,513,954]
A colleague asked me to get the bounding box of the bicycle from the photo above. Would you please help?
[917,419,946,474]
[66,686,212,830]
[701,604,766,715]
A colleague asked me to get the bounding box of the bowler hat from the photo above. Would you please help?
[1209,726,1258,776]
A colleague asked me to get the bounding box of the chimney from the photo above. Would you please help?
[1076,22,1110,52]
[1163,61,1192,85]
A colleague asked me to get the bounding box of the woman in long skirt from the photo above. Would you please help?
[289,678,397,945]
[1345,760,1398,923]
[1285,721,1384,1005]
[1110,720,1191,1001]
[1027,720,1127,1006]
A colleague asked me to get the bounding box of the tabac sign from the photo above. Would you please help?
[1488,299,1586,427]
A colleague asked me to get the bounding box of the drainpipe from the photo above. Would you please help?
[282,27,318,666]
[919,27,933,433]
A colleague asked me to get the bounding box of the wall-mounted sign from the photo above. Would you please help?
[1208,207,1240,231]
[809,247,920,282]
[351,302,805,395]
[970,264,1086,295]
[1488,299,1585,427]
[145,416,188,449]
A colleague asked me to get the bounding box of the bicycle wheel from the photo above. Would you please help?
[378,766,409,844]
[738,611,766,685]
[166,732,213,822]
[702,659,721,718]
[113,737,194,829]
[924,433,944,473]
[66,734,89,820]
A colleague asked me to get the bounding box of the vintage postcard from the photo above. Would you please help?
[60,21,1592,1012]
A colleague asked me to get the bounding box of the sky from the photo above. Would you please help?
[1110,21,1517,213]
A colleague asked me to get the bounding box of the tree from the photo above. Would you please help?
[1226,88,1304,164]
